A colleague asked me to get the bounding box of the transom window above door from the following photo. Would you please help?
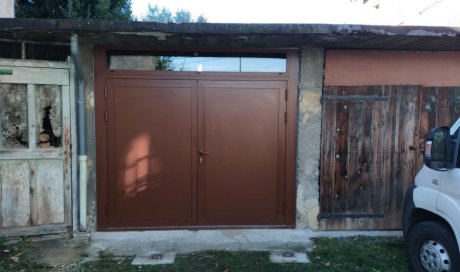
[107,51,286,72]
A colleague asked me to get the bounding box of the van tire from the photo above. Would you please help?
[406,221,460,272]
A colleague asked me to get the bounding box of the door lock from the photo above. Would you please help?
[199,149,211,156]
[199,149,210,164]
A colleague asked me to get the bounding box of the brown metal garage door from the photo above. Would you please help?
[102,79,287,228]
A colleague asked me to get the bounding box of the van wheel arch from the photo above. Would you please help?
[406,221,460,272]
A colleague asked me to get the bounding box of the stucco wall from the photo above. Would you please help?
[325,50,460,86]
[296,49,324,229]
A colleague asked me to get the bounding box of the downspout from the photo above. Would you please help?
[70,35,88,232]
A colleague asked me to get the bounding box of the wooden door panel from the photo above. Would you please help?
[0,63,72,237]
[106,79,197,228]
[386,86,421,228]
[198,80,286,225]
[346,94,373,214]
[320,86,391,229]
[320,86,460,230]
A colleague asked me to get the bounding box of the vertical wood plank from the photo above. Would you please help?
[29,160,38,226]
[61,85,72,225]
[319,87,337,214]
[435,87,452,127]
[31,159,64,225]
[0,160,30,227]
[390,86,420,228]
[346,86,371,214]
[359,87,373,215]
[374,86,391,229]
[418,87,436,170]
[450,87,460,120]
[378,86,395,229]
[332,88,349,214]
[27,84,37,149]
[387,85,401,229]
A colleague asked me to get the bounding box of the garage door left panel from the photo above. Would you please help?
[105,79,197,228]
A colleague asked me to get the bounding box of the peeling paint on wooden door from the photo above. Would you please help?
[0,60,74,237]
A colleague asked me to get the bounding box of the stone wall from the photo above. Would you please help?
[296,49,324,229]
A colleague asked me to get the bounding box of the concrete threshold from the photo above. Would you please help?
[89,229,402,258]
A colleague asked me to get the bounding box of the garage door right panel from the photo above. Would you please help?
[198,80,286,226]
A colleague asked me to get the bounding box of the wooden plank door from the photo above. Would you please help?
[0,61,73,236]
[105,79,197,228]
[320,86,460,230]
[197,80,287,226]
[320,86,418,230]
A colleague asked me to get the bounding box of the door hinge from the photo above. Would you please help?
[104,86,108,99]
[104,109,108,123]
[284,112,287,123]
[285,89,288,101]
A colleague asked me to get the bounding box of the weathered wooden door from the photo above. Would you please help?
[0,60,73,236]
[102,79,287,228]
[319,86,460,230]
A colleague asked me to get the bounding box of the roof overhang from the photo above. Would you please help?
[1,18,460,50]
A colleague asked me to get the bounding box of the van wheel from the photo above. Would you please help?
[406,221,460,272]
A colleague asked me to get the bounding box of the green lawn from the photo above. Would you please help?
[0,236,409,272]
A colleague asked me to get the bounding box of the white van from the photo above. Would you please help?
[403,118,460,272]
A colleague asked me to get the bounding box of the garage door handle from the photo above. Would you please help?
[199,150,211,155]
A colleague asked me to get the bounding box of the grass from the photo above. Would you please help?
[0,237,49,272]
[0,236,409,272]
[307,236,408,271]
